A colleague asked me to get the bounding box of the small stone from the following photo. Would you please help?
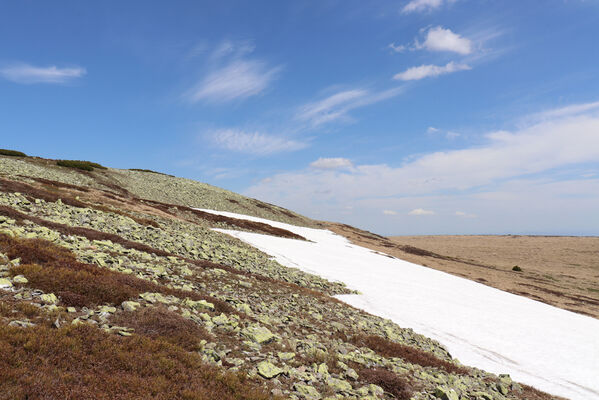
[496,383,509,395]
[435,386,459,400]
[118,331,132,336]
[0,278,13,288]
[326,377,352,393]
[40,293,58,304]
[212,313,229,326]
[67,307,77,313]
[12,275,28,284]
[293,383,322,399]
[277,352,296,361]
[257,361,285,379]
[122,301,140,312]
[98,305,117,314]
[317,363,329,376]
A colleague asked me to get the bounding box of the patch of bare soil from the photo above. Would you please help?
[326,223,599,319]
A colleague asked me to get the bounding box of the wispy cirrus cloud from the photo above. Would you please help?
[296,87,403,126]
[209,129,306,156]
[245,101,599,234]
[402,0,457,14]
[394,61,471,81]
[186,41,281,103]
[0,63,86,84]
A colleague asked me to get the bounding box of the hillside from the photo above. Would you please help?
[0,153,557,400]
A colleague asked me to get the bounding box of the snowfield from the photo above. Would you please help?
[198,209,599,400]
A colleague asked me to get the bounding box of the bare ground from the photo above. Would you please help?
[326,223,599,319]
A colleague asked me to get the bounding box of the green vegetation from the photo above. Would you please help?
[56,159,107,171]
[0,149,27,157]
[512,266,523,272]
[128,168,174,177]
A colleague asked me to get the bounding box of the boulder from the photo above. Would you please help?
[241,325,276,344]
[257,361,285,379]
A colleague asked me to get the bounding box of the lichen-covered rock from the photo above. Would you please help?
[184,298,215,311]
[121,301,140,312]
[241,325,276,344]
[326,377,352,393]
[12,275,28,284]
[0,278,13,288]
[435,386,460,400]
[277,351,296,361]
[40,293,58,304]
[293,383,322,399]
[257,361,285,379]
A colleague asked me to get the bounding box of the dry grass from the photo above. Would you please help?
[349,334,469,375]
[0,323,274,400]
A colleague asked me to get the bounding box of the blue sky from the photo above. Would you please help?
[1,1,599,235]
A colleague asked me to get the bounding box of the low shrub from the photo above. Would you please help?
[0,234,239,313]
[512,266,523,272]
[128,168,174,177]
[56,159,107,171]
[359,368,412,400]
[0,323,274,400]
[349,334,470,375]
[0,149,27,157]
[112,306,213,351]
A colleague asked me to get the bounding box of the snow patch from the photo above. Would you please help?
[197,208,599,400]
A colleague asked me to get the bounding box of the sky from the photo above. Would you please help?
[1,1,599,236]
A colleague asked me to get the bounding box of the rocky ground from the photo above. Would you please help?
[0,154,559,400]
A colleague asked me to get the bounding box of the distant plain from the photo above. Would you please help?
[327,224,599,319]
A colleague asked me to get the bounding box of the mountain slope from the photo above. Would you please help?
[0,153,559,400]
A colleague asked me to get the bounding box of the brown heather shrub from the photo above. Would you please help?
[359,368,412,400]
[0,205,171,257]
[350,334,470,375]
[112,306,213,351]
[0,177,87,208]
[142,198,306,240]
[0,323,274,400]
[0,234,239,313]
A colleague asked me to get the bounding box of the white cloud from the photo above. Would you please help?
[0,63,86,84]
[418,26,472,55]
[188,60,280,103]
[383,210,398,215]
[427,126,460,139]
[245,101,599,234]
[388,43,406,53]
[310,157,354,170]
[527,101,599,122]
[455,211,476,218]
[394,61,471,81]
[297,87,403,126]
[402,0,456,14]
[409,208,435,215]
[209,129,306,156]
